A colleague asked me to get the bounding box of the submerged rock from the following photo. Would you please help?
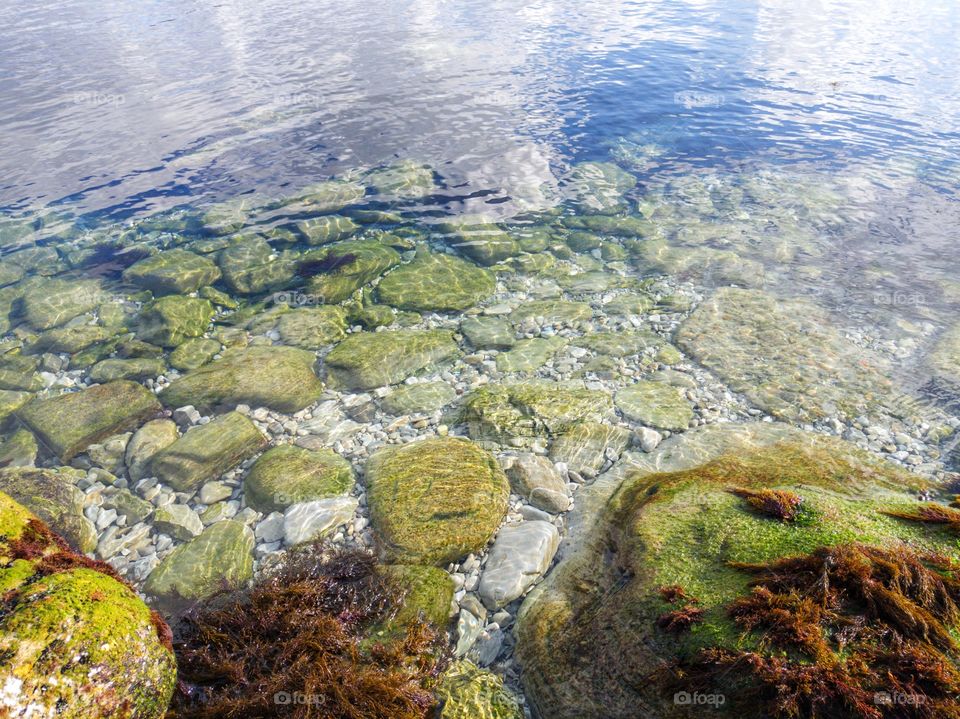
[381,381,457,415]
[437,220,520,266]
[16,380,161,461]
[0,467,96,552]
[161,345,324,413]
[276,306,347,348]
[218,236,296,295]
[615,380,693,431]
[283,496,358,546]
[20,278,103,330]
[24,324,115,355]
[478,521,559,609]
[88,357,166,383]
[0,491,176,718]
[548,421,631,476]
[244,444,354,512]
[125,418,179,481]
[376,250,496,311]
[302,239,401,304]
[460,316,516,350]
[366,160,436,199]
[122,249,221,294]
[435,660,523,719]
[295,214,360,245]
[366,437,509,565]
[496,337,566,374]
[169,336,221,370]
[325,329,459,390]
[564,161,637,213]
[150,411,266,492]
[137,295,214,347]
[509,299,592,327]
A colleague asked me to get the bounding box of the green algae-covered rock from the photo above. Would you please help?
[0,428,38,467]
[366,160,436,199]
[125,418,179,481]
[20,278,103,330]
[461,382,614,445]
[460,316,515,350]
[435,660,523,719]
[548,421,631,476]
[495,336,566,374]
[573,329,660,357]
[295,214,360,245]
[201,197,253,235]
[24,324,115,355]
[675,287,892,422]
[161,345,323,413]
[366,437,509,566]
[0,389,31,424]
[325,329,459,390]
[382,564,455,631]
[122,249,221,294]
[381,381,457,415]
[169,336,221,371]
[0,353,42,392]
[348,301,396,329]
[17,380,161,462]
[244,444,353,513]
[150,411,266,492]
[144,519,254,607]
[88,357,166,383]
[509,300,592,327]
[300,240,401,304]
[515,424,943,719]
[276,306,347,348]
[0,467,96,553]
[437,221,520,266]
[218,236,296,295]
[0,491,176,719]
[565,161,636,214]
[377,250,496,312]
[137,295,214,348]
[615,380,693,431]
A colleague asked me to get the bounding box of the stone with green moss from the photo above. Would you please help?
[244,444,353,512]
[150,411,266,492]
[515,424,949,719]
[201,197,254,234]
[381,381,457,415]
[377,250,496,311]
[137,295,214,348]
[549,422,631,476]
[198,285,238,309]
[564,230,602,253]
[676,287,892,422]
[24,324,115,355]
[88,357,166,383]
[161,345,323,413]
[379,564,454,633]
[302,239,401,303]
[169,337,221,371]
[460,316,515,350]
[0,428,38,467]
[437,221,520,266]
[277,306,347,348]
[325,329,459,390]
[144,519,254,607]
[122,249,221,294]
[435,660,523,719]
[366,160,436,199]
[0,353,42,392]
[496,337,566,374]
[565,161,636,214]
[17,380,161,461]
[509,300,592,327]
[295,214,360,245]
[20,278,103,330]
[461,382,614,445]
[218,236,296,295]
[366,437,508,566]
[655,343,682,365]
[0,467,97,552]
[347,302,395,329]
[0,389,31,424]
[615,381,693,431]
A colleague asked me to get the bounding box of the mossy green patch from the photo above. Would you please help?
[244,444,354,512]
[325,329,459,390]
[301,239,401,304]
[376,250,496,311]
[122,249,221,295]
[137,295,214,347]
[435,660,523,719]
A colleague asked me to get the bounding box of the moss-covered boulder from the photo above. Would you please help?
[381,381,457,415]
[137,295,214,348]
[125,418,179,481]
[122,249,221,294]
[16,380,161,461]
[276,306,347,348]
[0,428,38,467]
[460,316,515,350]
[295,214,360,245]
[218,236,296,295]
[675,287,892,422]
[0,491,176,718]
[169,336,221,371]
[0,352,42,392]
[325,329,459,390]
[366,438,509,565]
[24,324,115,355]
[377,250,496,311]
[88,357,166,383]
[0,467,96,553]
[460,382,614,446]
[515,424,950,719]
[302,239,401,304]
[160,346,323,413]
[19,278,103,330]
[150,411,266,492]
[381,564,455,631]
[0,389,31,424]
[437,221,520,266]
[144,519,254,608]
[615,380,694,431]
[435,661,523,719]
[244,444,354,513]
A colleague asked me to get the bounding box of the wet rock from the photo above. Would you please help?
[85,432,131,474]
[153,503,203,540]
[103,487,154,523]
[302,239,401,304]
[24,324,115,355]
[574,329,660,357]
[201,197,254,235]
[244,444,354,512]
[137,295,214,347]
[366,437,509,565]
[503,453,568,508]
[376,250,496,311]
[20,278,103,330]
[0,389,31,424]
[161,345,324,413]
[478,521,559,609]
[218,236,296,294]
[295,214,359,244]
[16,380,161,461]
[381,381,457,415]
[283,496,358,546]
[144,519,254,607]
[549,421,631,476]
[122,249,221,295]
[366,160,436,199]
[125,418,179,481]
[0,353,42,391]
[0,467,97,552]
[276,306,347,348]
[169,337,221,371]
[88,357,166,383]
[435,660,523,719]
[149,411,266,492]
[565,161,636,213]
[280,179,365,214]
[460,316,516,350]
[437,220,520,266]
[615,381,693,431]
[0,428,38,467]
[509,299,592,327]
[325,329,459,390]
[496,337,566,374]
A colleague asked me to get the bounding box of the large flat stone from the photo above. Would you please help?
[478,521,559,610]
[325,329,459,390]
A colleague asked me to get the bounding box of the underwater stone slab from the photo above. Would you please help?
[244,444,354,513]
[200,198,254,235]
[376,250,496,311]
[325,329,459,390]
[302,239,401,304]
[0,467,97,552]
[366,437,509,566]
[20,278,103,330]
[478,521,559,610]
[437,220,520,266]
[218,236,296,295]
[496,337,566,374]
[276,306,347,348]
[615,381,693,431]
[381,381,457,415]
[17,380,161,462]
[24,324,115,355]
[149,411,266,492]
[509,300,592,327]
[0,389,31,424]
[675,287,892,422]
[160,346,324,413]
[122,249,221,295]
[295,214,360,245]
[283,496,359,547]
[125,418,179,481]
[88,357,166,383]
[0,428,38,467]
[548,421,631,476]
[144,520,254,606]
[460,316,516,350]
[136,295,214,348]
[169,337,221,371]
